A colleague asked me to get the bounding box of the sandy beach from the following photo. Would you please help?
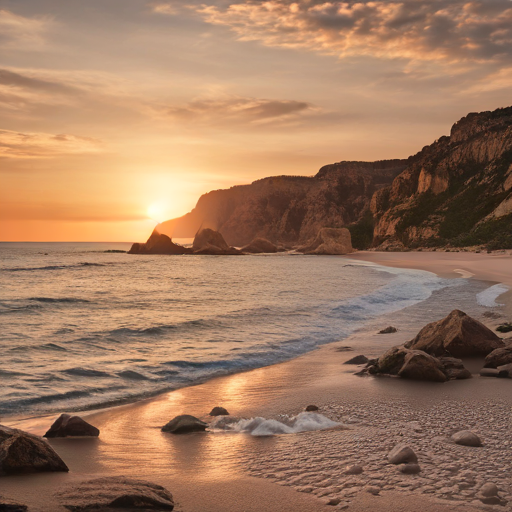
[2,252,511,512]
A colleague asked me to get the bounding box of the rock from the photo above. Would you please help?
[192,228,242,255]
[451,430,482,447]
[397,351,447,382]
[305,405,319,412]
[398,463,421,474]
[480,482,499,497]
[161,415,207,434]
[404,310,503,357]
[44,414,100,438]
[0,425,69,475]
[0,497,28,511]
[497,362,512,377]
[365,486,380,495]
[343,355,369,365]
[480,496,503,505]
[378,326,397,334]
[128,231,192,255]
[55,476,174,510]
[344,464,364,475]
[484,346,512,368]
[209,407,229,416]
[298,228,355,255]
[387,444,418,464]
[376,346,410,375]
[438,357,472,380]
[479,368,509,378]
[241,238,278,253]
[325,497,341,506]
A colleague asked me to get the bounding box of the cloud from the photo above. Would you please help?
[165,95,314,126]
[0,130,103,158]
[185,1,512,65]
[0,9,49,50]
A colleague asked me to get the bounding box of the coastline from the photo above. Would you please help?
[2,251,512,512]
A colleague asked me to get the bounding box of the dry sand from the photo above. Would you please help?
[2,252,512,512]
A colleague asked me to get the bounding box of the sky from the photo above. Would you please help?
[1,0,511,241]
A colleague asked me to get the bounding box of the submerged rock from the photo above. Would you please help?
[298,228,355,255]
[241,238,278,254]
[404,310,503,357]
[161,415,207,434]
[0,425,69,475]
[192,229,242,255]
[44,414,100,438]
[378,326,398,334]
[344,355,369,365]
[387,444,418,464]
[451,430,482,447]
[55,476,174,510]
[128,231,192,255]
[305,405,319,412]
[209,407,229,417]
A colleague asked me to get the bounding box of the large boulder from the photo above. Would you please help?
[44,414,99,438]
[241,238,278,254]
[128,232,192,255]
[484,346,512,368]
[298,228,355,255]
[161,415,207,434]
[397,351,447,382]
[0,425,69,475]
[55,476,174,510]
[375,346,409,375]
[404,310,504,357]
[192,229,242,255]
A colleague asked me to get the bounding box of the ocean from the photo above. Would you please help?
[0,242,502,418]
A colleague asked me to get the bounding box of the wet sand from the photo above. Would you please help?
[2,252,511,511]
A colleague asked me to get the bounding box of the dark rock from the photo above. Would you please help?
[484,346,512,368]
[438,357,472,380]
[305,405,319,412]
[297,228,355,255]
[497,362,512,377]
[378,326,397,334]
[209,407,229,416]
[55,476,174,510]
[404,310,503,357]
[398,463,421,474]
[161,415,207,434]
[128,232,192,255]
[479,368,509,378]
[0,425,69,475]
[0,497,28,511]
[344,355,369,365]
[335,346,353,352]
[496,322,512,333]
[44,414,99,438]
[344,464,364,475]
[192,229,242,255]
[241,238,278,254]
[376,346,409,375]
[397,351,447,382]
[480,483,499,497]
[387,444,418,464]
[451,430,482,447]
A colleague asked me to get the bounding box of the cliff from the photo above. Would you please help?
[372,107,512,250]
[157,160,406,248]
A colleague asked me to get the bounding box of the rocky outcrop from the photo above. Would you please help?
[297,228,354,255]
[372,106,512,249]
[0,425,69,475]
[192,228,242,255]
[44,414,99,438]
[55,477,174,510]
[404,310,503,357]
[128,232,192,255]
[241,238,279,253]
[161,415,207,434]
[156,161,406,247]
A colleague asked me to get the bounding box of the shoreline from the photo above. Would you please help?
[2,251,512,512]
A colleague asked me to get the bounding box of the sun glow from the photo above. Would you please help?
[146,202,169,223]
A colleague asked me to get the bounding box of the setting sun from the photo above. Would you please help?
[146,202,169,223]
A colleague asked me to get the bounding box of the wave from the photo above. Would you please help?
[109,318,217,337]
[3,262,107,272]
[117,370,150,380]
[62,367,112,378]
[476,284,510,307]
[29,297,90,303]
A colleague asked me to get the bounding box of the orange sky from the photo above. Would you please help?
[1,0,512,241]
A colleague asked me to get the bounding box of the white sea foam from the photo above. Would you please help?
[211,412,340,436]
[476,284,510,307]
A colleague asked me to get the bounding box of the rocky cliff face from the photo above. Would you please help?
[372,107,512,249]
[158,160,406,247]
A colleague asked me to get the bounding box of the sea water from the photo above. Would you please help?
[0,242,500,417]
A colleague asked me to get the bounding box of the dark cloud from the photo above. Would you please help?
[0,69,77,94]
